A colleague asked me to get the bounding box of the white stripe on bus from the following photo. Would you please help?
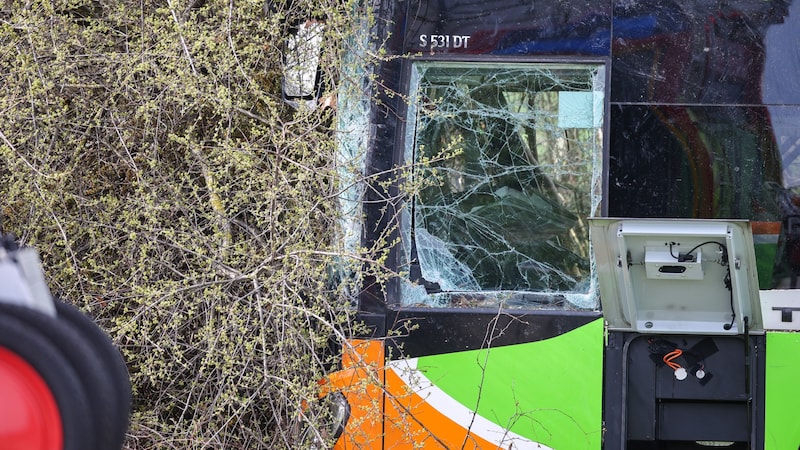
[386,358,554,450]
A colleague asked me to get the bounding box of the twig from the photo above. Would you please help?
[166,0,197,76]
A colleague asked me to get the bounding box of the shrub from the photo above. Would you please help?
[0,1,367,447]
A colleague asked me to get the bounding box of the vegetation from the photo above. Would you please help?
[0,1,372,448]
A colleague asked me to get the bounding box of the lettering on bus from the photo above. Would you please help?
[418,34,471,50]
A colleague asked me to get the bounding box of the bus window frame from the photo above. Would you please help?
[380,54,612,312]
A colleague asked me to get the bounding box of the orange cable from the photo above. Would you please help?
[663,349,683,371]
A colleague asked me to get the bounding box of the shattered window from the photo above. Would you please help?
[402,62,604,309]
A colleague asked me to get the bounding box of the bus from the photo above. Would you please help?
[287,0,800,448]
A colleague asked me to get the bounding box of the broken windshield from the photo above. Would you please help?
[401,61,604,309]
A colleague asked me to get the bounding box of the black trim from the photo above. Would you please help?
[385,308,601,359]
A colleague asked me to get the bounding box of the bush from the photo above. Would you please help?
[0,1,366,448]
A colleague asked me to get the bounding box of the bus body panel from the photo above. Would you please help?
[764,331,800,449]
[333,319,603,449]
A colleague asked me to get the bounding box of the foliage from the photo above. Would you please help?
[0,0,372,448]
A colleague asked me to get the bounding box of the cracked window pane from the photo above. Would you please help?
[403,62,604,309]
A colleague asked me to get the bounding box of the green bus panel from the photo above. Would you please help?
[415,318,605,449]
[765,331,800,450]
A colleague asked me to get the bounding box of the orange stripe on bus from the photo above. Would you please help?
[331,339,520,449]
[334,339,385,449]
[382,366,504,449]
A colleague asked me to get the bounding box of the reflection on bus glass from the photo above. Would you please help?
[607,0,800,289]
[401,62,604,309]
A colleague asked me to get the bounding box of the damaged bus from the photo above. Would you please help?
[287,0,800,448]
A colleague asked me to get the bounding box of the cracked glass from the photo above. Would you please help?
[402,61,604,309]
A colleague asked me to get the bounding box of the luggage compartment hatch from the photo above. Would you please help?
[590,218,763,335]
